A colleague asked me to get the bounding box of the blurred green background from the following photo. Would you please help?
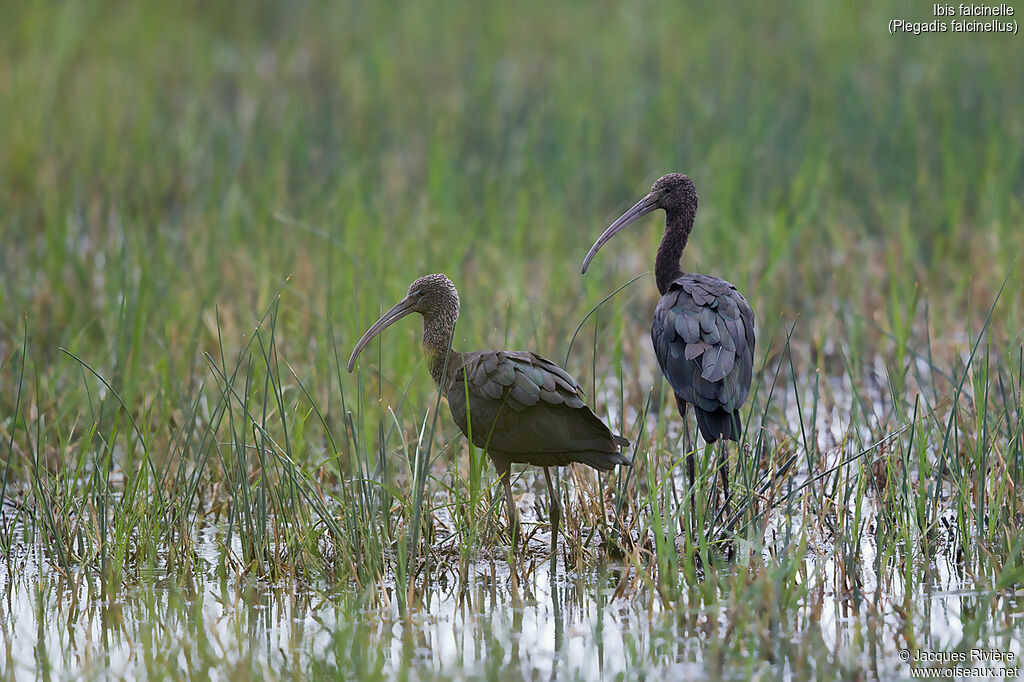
[1,0,1022,458]
[2,6,1022,677]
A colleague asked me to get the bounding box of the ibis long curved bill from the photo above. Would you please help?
[580,192,660,274]
[346,296,416,372]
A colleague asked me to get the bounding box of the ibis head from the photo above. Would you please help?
[346,274,460,372]
[580,173,697,274]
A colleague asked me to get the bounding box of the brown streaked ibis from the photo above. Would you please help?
[346,273,631,553]
[581,174,755,516]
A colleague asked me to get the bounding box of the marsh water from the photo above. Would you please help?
[3,505,1021,681]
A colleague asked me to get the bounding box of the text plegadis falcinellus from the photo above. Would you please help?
[347,274,631,553]
[581,174,755,515]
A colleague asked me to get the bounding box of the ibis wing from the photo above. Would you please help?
[446,350,627,463]
[651,274,755,415]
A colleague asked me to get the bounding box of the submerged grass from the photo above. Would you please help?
[1,0,1024,679]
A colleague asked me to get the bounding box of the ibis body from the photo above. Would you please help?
[347,274,630,552]
[582,174,755,509]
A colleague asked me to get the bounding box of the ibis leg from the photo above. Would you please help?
[684,413,701,569]
[717,442,731,518]
[543,466,561,556]
[685,427,697,517]
[676,396,696,521]
[494,458,520,548]
[717,440,734,562]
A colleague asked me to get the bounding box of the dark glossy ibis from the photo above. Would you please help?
[347,273,631,553]
[581,174,755,515]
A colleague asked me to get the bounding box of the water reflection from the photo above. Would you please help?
[1,526,1021,680]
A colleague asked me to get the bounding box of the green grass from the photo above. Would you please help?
[1,0,1023,679]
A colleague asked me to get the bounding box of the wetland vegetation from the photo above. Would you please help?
[1,0,1023,679]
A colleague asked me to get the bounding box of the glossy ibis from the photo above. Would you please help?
[347,273,631,553]
[581,174,755,515]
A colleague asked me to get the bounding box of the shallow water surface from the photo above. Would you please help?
[3,520,1021,680]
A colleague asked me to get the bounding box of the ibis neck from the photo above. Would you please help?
[422,314,460,388]
[655,209,694,295]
